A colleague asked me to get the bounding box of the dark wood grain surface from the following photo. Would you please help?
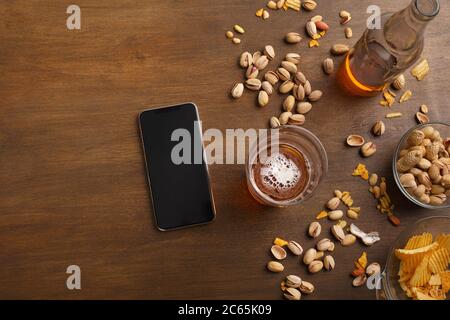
[0,0,449,299]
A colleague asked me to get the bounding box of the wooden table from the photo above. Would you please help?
[0,0,449,299]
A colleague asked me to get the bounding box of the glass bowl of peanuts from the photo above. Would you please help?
[393,122,450,209]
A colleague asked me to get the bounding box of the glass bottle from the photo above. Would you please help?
[338,0,440,96]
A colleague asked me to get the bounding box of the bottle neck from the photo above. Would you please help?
[385,0,439,51]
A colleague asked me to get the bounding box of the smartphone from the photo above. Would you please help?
[138,103,216,231]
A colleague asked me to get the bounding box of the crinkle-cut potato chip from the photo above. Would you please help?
[395,241,438,261]
[436,233,450,251]
[428,274,442,286]
[409,255,432,287]
[428,248,450,274]
[440,270,450,293]
[404,232,433,250]
[429,287,446,300]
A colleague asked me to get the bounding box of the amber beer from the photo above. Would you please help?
[245,126,328,207]
[251,144,309,202]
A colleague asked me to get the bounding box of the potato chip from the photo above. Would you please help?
[409,255,431,287]
[395,241,438,261]
[355,252,367,270]
[429,287,446,300]
[436,233,450,252]
[404,232,433,250]
[439,270,450,293]
[428,274,442,286]
[428,248,450,274]
[416,291,438,300]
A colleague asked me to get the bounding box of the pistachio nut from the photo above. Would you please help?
[258,90,269,107]
[303,248,317,265]
[270,116,281,129]
[267,261,284,273]
[264,45,275,60]
[323,58,334,75]
[327,197,340,210]
[281,61,298,74]
[361,142,377,157]
[239,51,253,68]
[283,95,295,112]
[246,65,259,79]
[287,240,303,256]
[308,260,324,273]
[288,114,306,126]
[294,71,307,85]
[279,80,295,94]
[328,210,344,221]
[293,84,305,101]
[316,238,332,251]
[284,287,301,300]
[297,102,312,114]
[285,275,302,288]
[279,111,292,125]
[255,55,269,71]
[299,281,315,294]
[285,32,302,44]
[264,71,279,85]
[231,83,244,99]
[346,135,365,147]
[261,81,273,95]
[277,68,291,81]
[308,90,322,102]
[331,225,345,242]
[323,255,335,271]
[308,221,322,238]
[285,53,301,65]
[372,121,386,136]
[271,245,287,260]
[245,78,261,91]
[341,234,357,246]
[352,274,367,287]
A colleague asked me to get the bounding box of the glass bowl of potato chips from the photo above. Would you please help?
[377,216,450,300]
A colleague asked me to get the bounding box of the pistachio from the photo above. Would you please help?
[271,245,287,260]
[352,274,367,287]
[297,102,313,114]
[323,58,334,75]
[285,53,301,65]
[294,71,307,85]
[346,135,365,147]
[288,114,306,126]
[303,248,317,265]
[372,121,386,136]
[327,197,340,211]
[364,263,381,276]
[345,27,353,39]
[258,90,269,107]
[416,112,430,124]
[315,251,324,260]
[267,261,284,272]
[261,81,273,95]
[308,221,322,238]
[361,142,377,157]
[303,81,312,96]
[265,71,279,85]
[239,51,253,68]
[232,37,241,44]
[231,83,244,99]
[283,95,296,112]
[331,44,349,55]
[306,21,318,38]
[285,32,302,44]
[308,260,324,273]
[293,84,305,101]
[285,275,302,288]
[279,80,295,94]
[369,173,379,186]
[299,281,315,294]
[323,255,335,271]
[284,287,301,300]
[279,112,292,125]
[255,55,269,70]
[245,78,262,91]
[339,10,351,19]
[328,242,335,252]
[392,74,406,90]
[287,240,303,256]
[302,0,317,11]
[246,65,259,79]
[281,61,298,74]
[420,104,429,114]
[277,68,291,81]
[328,210,344,221]
[308,90,323,102]
[317,238,333,251]
[341,234,356,246]
[270,116,281,129]
[264,45,275,60]
[331,225,345,242]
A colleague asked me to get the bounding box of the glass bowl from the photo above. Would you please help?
[245,125,328,207]
[376,216,450,300]
[392,122,450,209]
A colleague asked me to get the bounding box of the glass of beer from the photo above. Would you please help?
[245,126,328,207]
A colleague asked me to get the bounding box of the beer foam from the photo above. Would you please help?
[260,153,300,191]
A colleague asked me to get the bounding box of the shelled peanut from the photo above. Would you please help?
[396,126,450,206]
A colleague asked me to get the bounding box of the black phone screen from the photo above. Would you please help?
[139,103,215,230]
